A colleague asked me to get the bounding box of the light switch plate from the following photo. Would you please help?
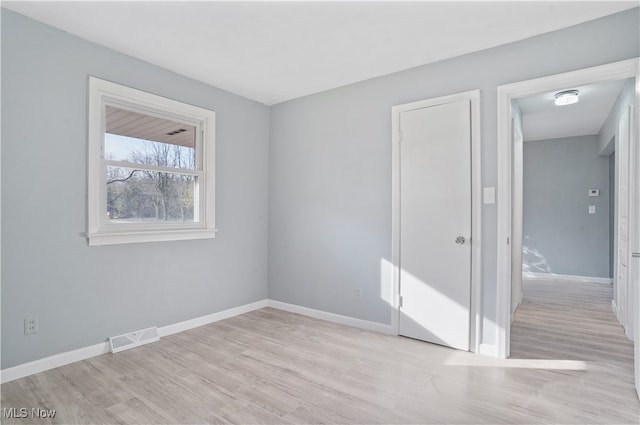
[483,187,495,204]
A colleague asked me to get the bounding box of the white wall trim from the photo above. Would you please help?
[158,299,268,337]
[612,300,635,342]
[633,68,640,399]
[523,272,612,285]
[612,299,621,320]
[266,300,394,335]
[496,58,640,360]
[391,89,482,353]
[0,341,110,385]
[0,299,268,384]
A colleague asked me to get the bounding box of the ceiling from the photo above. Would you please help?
[106,106,196,149]
[3,1,638,105]
[517,79,628,142]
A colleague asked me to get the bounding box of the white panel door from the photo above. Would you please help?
[399,99,471,351]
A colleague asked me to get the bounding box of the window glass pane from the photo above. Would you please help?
[106,166,196,223]
[104,106,196,170]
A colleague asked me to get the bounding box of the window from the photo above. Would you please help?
[87,77,216,246]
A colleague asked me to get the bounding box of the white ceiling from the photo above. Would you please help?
[517,79,627,142]
[3,1,638,105]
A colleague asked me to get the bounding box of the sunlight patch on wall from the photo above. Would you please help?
[380,258,394,306]
[522,244,553,274]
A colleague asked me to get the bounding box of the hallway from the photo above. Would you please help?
[511,279,632,362]
[510,278,637,419]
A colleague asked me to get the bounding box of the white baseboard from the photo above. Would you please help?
[0,299,269,384]
[267,299,395,335]
[159,299,268,337]
[612,299,620,317]
[510,294,523,323]
[0,341,111,385]
[523,272,612,285]
[611,300,634,342]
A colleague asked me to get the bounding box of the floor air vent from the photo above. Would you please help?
[109,326,159,353]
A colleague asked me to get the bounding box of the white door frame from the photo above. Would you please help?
[617,105,634,338]
[511,113,524,320]
[496,59,640,363]
[632,76,640,397]
[391,90,482,352]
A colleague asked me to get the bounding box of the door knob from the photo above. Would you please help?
[455,236,466,245]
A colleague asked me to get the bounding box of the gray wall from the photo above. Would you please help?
[1,10,270,369]
[522,136,610,278]
[269,8,639,345]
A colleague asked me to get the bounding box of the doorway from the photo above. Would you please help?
[496,58,640,397]
[510,79,631,365]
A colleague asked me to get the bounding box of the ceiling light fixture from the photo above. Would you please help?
[554,89,579,106]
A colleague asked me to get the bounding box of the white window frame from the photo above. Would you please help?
[87,77,216,246]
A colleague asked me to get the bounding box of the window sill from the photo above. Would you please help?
[87,228,218,246]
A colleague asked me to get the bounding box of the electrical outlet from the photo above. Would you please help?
[355,288,362,301]
[24,316,39,335]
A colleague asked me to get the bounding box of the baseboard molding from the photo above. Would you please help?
[267,299,395,335]
[523,272,612,285]
[611,300,634,342]
[0,341,111,385]
[478,343,500,358]
[0,299,269,384]
[612,299,620,317]
[510,295,523,324]
[159,299,268,337]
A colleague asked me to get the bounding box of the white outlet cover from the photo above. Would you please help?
[24,316,39,335]
[483,187,495,204]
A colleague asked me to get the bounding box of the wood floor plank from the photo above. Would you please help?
[2,281,639,424]
[103,397,173,425]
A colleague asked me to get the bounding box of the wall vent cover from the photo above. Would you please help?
[109,326,159,353]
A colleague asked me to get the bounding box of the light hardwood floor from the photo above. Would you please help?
[1,283,638,424]
[511,279,633,363]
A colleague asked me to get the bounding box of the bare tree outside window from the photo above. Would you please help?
[106,140,196,223]
[104,106,198,223]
